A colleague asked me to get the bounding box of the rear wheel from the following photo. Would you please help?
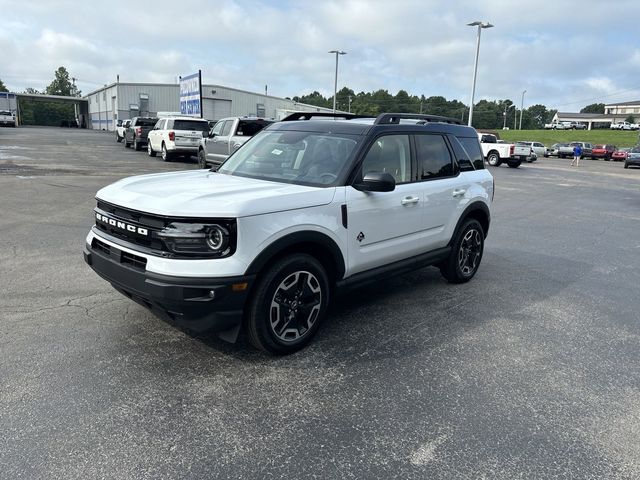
[116,133,122,143]
[124,136,130,148]
[148,141,156,157]
[246,254,330,355]
[161,143,171,162]
[198,149,207,168]
[487,152,501,166]
[507,160,521,168]
[134,139,141,151]
[440,219,484,284]
[624,163,629,169]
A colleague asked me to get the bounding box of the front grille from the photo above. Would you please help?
[95,202,166,250]
[121,251,147,270]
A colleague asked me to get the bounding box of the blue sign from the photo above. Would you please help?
[180,71,202,117]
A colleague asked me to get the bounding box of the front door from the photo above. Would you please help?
[346,134,425,276]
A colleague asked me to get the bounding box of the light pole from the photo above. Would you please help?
[503,103,515,129]
[329,50,346,113]
[467,21,494,127]
[519,90,527,130]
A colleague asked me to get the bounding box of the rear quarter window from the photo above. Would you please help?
[456,136,485,170]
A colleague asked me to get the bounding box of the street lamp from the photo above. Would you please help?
[467,21,494,127]
[503,103,515,129]
[519,90,527,130]
[329,50,346,113]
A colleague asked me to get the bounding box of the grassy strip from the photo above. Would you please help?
[498,130,639,148]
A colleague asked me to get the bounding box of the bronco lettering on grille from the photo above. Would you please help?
[95,212,149,236]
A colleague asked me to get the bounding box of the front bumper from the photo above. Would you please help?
[84,239,254,334]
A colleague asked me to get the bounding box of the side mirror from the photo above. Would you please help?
[208,130,216,138]
[354,172,396,192]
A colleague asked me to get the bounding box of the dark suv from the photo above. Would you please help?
[124,117,158,151]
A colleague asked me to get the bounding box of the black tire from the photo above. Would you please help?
[124,137,130,148]
[134,139,141,151]
[246,254,330,355]
[198,149,207,168]
[116,134,122,143]
[487,152,501,167]
[507,160,521,168]
[440,219,484,284]
[147,141,156,157]
[161,143,171,162]
[624,163,629,169]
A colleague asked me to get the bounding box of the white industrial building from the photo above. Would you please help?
[84,82,336,131]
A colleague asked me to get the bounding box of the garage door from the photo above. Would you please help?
[203,99,232,121]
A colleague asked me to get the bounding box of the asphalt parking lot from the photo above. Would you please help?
[1,127,640,479]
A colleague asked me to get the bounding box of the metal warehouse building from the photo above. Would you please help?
[85,82,335,131]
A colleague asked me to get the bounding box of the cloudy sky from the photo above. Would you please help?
[1,0,639,111]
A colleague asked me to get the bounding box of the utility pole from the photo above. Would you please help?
[348,95,352,113]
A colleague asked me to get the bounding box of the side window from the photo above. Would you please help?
[361,135,412,184]
[221,120,233,136]
[415,134,454,180]
[211,120,225,136]
[457,137,485,170]
[155,120,164,130]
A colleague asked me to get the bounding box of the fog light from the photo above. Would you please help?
[208,290,216,299]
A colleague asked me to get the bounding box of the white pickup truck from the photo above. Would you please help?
[197,117,274,168]
[115,119,131,142]
[0,110,16,127]
[478,133,533,168]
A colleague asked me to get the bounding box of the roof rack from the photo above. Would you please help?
[374,113,463,125]
[281,112,373,121]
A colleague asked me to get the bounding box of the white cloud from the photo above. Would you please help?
[1,0,639,110]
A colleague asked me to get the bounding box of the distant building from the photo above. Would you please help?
[84,82,336,131]
[552,100,640,130]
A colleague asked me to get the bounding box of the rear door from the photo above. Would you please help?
[346,134,425,275]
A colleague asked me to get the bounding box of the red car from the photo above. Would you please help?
[612,148,630,162]
[591,144,617,160]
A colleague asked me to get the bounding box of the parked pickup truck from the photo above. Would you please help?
[557,142,594,158]
[610,121,638,130]
[116,119,131,142]
[198,117,274,168]
[478,133,534,168]
[124,117,158,151]
[0,110,16,127]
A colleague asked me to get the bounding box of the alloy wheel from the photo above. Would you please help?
[458,228,482,276]
[269,270,322,342]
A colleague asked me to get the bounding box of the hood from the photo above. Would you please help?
[96,170,337,218]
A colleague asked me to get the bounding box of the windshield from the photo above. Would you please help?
[218,130,361,187]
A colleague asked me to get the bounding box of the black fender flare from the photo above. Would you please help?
[449,202,491,245]
[244,231,346,281]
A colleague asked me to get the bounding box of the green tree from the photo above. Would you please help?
[580,103,605,114]
[45,67,81,97]
[624,115,636,123]
[0,78,8,92]
[23,87,41,94]
[292,91,330,108]
[526,104,549,129]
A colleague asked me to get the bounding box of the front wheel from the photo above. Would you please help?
[116,134,122,143]
[246,254,330,355]
[440,219,484,284]
[487,152,501,166]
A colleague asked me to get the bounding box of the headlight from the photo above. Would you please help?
[157,222,234,258]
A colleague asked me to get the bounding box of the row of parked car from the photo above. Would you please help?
[513,140,640,168]
[115,115,274,166]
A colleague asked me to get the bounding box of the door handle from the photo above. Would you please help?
[452,189,466,198]
[401,196,420,205]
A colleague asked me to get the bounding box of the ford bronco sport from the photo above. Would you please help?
[84,112,494,354]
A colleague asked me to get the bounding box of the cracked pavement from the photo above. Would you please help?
[1,127,640,479]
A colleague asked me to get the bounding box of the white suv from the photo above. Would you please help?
[84,112,493,354]
[147,116,209,161]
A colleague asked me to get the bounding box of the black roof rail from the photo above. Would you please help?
[374,113,463,125]
[281,112,373,121]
